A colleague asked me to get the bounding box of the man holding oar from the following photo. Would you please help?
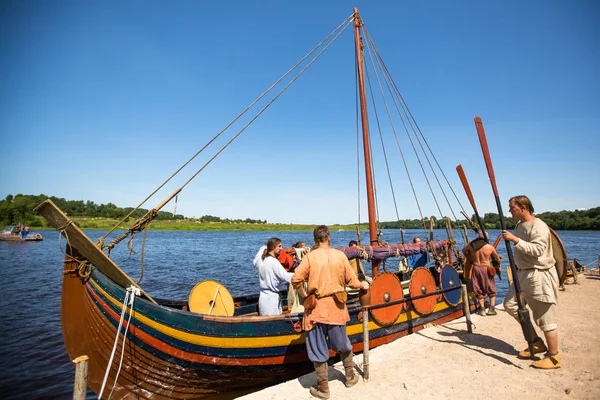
[502,195,561,369]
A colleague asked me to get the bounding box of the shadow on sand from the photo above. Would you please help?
[417,316,527,369]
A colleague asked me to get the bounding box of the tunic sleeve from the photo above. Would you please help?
[291,257,310,288]
[253,245,266,269]
[515,221,549,258]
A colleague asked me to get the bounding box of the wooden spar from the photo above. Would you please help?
[34,199,157,304]
[354,8,380,276]
[456,164,487,241]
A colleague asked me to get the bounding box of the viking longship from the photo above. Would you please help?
[36,9,485,399]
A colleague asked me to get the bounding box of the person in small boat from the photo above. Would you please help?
[462,232,501,316]
[291,225,370,399]
[252,237,294,316]
[502,195,561,369]
[407,237,428,269]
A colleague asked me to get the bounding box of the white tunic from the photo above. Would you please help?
[253,246,294,316]
[514,218,558,304]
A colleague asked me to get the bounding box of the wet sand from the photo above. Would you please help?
[239,275,600,400]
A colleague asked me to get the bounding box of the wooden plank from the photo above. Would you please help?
[35,199,157,304]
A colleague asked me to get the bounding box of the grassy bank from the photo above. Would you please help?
[35,217,363,232]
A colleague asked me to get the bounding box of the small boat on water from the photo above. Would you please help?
[0,225,43,242]
[36,8,482,399]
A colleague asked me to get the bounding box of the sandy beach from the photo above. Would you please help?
[240,275,600,400]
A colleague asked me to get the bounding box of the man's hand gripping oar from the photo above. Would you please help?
[474,116,538,359]
[456,165,501,280]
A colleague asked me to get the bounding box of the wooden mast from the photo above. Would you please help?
[354,8,381,276]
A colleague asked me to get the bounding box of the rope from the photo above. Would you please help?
[363,35,406,239]
[136,227,148,284]
[364,27,466,240]
[102,209,158,254]
[99,285,141,400]
[98,14,354,244]
[364,30,445,237]
[56,219,93,278]
[354,34,362,237]
[359,29,427,237]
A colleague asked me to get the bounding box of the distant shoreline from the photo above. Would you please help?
[30,218,598,232]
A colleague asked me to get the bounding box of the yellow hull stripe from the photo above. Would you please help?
[90,278,460,349]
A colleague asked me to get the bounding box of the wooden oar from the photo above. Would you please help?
[492,233,502,249]
[474,116,538,359]
[456,165,487,241]
[456,164,501,280]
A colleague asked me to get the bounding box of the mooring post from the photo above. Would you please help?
[72,355,89,400]
[461,284,473,333]
[362,308,370,380]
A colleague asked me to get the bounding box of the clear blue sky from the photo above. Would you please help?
[1,1,598,224]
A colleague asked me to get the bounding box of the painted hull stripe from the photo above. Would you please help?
[88,274,464,349]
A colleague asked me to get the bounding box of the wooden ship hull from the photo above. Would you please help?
[61,245,473,398]
[36,8,481,398]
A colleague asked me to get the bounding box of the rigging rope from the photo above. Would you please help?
[98,14,355,246]
[364,26,468,242]
[354,31,362,239]
[363,35,406,238]
[365,32,443,239]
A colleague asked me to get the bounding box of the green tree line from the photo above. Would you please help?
[0,194,269,227]
[1,194,598,230]
[378,207,600,231]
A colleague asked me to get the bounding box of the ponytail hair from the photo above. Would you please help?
[262,237,282,260]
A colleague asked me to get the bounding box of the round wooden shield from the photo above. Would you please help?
[369,272,404,326]
[440,265,461,306]
[549,228,568,286]
[189,280,234,316]
[408,267,437,315]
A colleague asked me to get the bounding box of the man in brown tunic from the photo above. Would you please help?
[292,225,369,399]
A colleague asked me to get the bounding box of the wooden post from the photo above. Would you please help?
[362,308,370,380]
[72,355,89,400]
[461,284,473,333]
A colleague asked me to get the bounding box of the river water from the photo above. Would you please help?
[0,228,598,399]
